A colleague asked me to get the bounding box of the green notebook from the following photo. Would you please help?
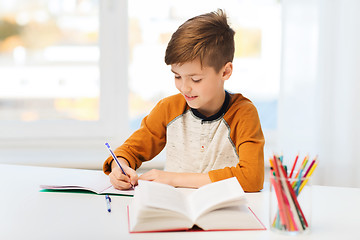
[39,168,134,196]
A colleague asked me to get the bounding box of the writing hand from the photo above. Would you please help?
[109,158,138,190]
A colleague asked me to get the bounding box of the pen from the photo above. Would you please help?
[105,194,111,212]
[105,142,134,188]
[105,142,127,175]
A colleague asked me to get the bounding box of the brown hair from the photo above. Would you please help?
[165,9,235,73]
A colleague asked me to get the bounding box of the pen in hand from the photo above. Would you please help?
[105,142,134,189]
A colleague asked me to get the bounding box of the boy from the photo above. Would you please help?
[103,9,264,192]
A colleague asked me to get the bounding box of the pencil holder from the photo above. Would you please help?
[269,173,312,235]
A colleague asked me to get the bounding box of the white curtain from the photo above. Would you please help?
[278,0,360,187]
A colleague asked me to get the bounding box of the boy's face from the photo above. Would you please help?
[171,58,231,117]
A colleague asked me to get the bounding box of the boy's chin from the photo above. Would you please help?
[185,101,199,109]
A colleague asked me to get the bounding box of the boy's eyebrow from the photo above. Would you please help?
[171,69,202,76]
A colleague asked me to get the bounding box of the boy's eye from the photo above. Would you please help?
[192,78,202,82]
[174,76,181,79]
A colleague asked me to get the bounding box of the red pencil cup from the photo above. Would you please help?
[269,173,312,235]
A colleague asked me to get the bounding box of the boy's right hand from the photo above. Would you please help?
[109,158,138,190]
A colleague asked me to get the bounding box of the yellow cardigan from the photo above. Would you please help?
[103,92,264,192]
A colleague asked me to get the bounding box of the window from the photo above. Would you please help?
[0,0,280,167]
[0,0,128,145]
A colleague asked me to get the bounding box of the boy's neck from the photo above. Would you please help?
[191,91,230,121]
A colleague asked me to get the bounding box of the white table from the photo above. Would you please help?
[0,164,359,240]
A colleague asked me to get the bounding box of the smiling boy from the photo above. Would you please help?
[103,9,264,192]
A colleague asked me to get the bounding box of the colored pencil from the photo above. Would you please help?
[299,162,318,194]
[303,156,317,178]
[270,172,289,229]
[275,158,301,231]
[289,154,299,178]
[277,158,307,230]
[270,153,316,231]
[271,157,291,230]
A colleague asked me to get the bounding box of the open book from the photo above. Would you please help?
[40,168,134,196]
[128,177,265,233]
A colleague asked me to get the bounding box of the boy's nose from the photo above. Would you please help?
[181,80,191,93]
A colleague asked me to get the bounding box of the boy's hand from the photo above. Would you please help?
[139,169,212,188]
[139,169,174,186]
[109,158,138,190]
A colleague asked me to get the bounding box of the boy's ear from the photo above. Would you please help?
[222,62,233,80]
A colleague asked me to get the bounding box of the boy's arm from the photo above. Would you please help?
[139,169,211,188]
[208,141,264,192]
[103,98,173,175]
[209,103,265,192]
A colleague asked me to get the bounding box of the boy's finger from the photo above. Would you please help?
[109,172,133,189]
[110,177,132,190]
[110,170,131,184]
[129,174,138,186]
[123,167,138,186]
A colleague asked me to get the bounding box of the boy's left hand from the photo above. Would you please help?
[139,169,175,186]
[139,169,211,188]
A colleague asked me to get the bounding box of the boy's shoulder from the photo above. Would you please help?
[153,94,188,124]
[154,93,189,117]
[227,93,258,116]
[161,93,187,105]
[229,93,253,106]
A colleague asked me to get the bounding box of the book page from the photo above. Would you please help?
[40,169,112,194]
[187,177,247,220]
[101,185,134,196]
[135,180,190,216]
[128,204,193,232]
[195,205,265,230]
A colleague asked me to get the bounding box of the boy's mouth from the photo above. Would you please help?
[184,94,198,101]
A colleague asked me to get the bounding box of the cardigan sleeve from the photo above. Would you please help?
[103,94,187,175]
[208,100,265,192]
[103,99,168,175]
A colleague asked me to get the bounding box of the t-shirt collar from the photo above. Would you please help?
[191,91,230,122]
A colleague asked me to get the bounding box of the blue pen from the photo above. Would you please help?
[105,142,127,175]
[105,195,111,212]
[105,142,134,188]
